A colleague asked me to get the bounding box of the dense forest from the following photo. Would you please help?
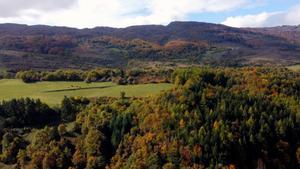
[0,67,299,169]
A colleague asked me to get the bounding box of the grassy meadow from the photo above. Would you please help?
[0,79,173,106]
[287,64,300,71]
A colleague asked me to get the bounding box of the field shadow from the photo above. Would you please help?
[43,85,112,93]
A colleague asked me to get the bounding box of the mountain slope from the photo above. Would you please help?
[0,22,299,71]
[247,25,300,44]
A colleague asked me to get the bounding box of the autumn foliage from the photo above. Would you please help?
[0,67,299,168]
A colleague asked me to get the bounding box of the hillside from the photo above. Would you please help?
[247,25,300,44]
[0,22,300,71]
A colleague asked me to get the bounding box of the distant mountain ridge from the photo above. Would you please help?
[0,21,299,71]
[247,25,300,44]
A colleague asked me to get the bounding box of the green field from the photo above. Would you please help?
[0,79,173,106]
[287,64,300,71]
[0,162,14,169]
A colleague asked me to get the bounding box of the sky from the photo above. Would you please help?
[0,0,299,28]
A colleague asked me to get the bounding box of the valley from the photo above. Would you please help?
[0,21,299,169]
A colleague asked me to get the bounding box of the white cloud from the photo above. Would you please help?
[130,0,247,26]
[0,0,77,17]
[222,12,277,27]
[0,0,247,28]
[222,5,300,27]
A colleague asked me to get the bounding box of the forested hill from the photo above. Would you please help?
[0,22,300,70]
[248,25,300,44]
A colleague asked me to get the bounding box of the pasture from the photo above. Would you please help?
[287,64,300,71]
[0,79,173,106]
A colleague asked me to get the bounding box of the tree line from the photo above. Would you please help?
[15,68,172,84]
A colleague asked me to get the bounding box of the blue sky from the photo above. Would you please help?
[189,0,300,23]
[0,0,299,28]
[187,0,300,26]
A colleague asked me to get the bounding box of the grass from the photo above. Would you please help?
[0,162,15,169]
[287,64,300,71]
[0,79,173,106]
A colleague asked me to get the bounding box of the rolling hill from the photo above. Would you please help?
[0,21,300,71]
